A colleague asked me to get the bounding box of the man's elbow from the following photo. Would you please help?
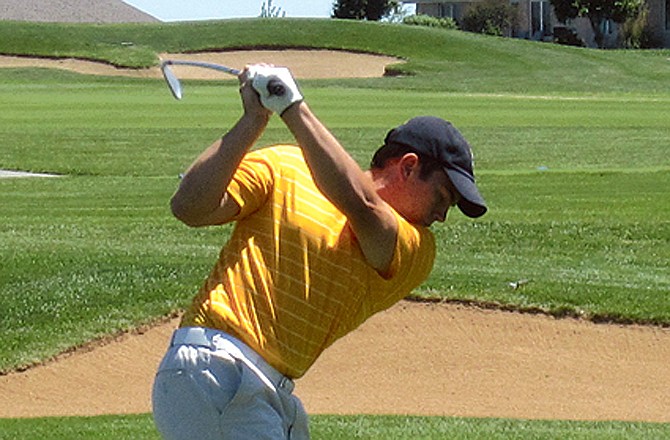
[170,196,203,227]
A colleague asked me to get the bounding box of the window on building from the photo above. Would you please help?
[439,3,455,19]
[531,1,552,38]
[602,19,613,35]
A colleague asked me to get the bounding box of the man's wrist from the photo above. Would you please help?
[280,100,305,122]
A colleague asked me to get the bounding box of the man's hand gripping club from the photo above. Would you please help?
[248,65,304,115]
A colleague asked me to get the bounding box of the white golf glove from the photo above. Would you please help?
[250,66,303,115]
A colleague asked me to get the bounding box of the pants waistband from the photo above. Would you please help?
[170,327,294,393]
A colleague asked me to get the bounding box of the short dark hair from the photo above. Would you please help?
[370,142,443,180]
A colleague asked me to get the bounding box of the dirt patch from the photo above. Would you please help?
[1,301,669,422]
[0,50,401,80]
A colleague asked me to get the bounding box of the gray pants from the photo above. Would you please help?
[152,328,309,440]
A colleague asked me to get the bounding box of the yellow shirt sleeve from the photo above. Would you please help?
[225,150,275,220]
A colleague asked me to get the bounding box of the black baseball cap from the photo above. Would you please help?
[384,116,487,218]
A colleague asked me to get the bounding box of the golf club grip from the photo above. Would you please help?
[267,79,286,97]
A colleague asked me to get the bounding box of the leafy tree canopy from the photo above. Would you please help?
[332,0,397,21]
[550,0,643,47]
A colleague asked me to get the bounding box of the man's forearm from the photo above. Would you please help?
[281,102,397,272]
[281,102,379,219]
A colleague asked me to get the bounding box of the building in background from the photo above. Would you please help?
[404,0,670,48]
[646,0,670,47]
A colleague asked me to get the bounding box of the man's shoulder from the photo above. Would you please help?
[393,211,437,269]
[250,144,302,160]
[392,209,436,245]
[246,145,310,177]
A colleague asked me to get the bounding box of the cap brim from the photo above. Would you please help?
[446,168,487,218]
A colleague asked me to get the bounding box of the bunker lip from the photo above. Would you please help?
[0,50,403,80]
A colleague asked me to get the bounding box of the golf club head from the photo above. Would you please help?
[160,62,183,100]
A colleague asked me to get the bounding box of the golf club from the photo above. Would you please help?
[160,60,285,100]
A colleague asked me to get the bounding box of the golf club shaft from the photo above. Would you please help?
[163,60,240,76]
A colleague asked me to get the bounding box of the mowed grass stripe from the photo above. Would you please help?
[1,414,669,440]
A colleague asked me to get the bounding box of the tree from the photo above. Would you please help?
[332,0,366,19]
[331,0,396,21]
[365,0,395,20]
[549,0,643,48]
[620,3,657,48]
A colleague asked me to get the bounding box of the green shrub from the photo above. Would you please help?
[620,4,661,49]
[461,0,517,36]
[403,14,457,30]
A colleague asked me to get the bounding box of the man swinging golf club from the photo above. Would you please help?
[152,64,487,439]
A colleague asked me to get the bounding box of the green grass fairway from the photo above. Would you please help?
[0,17,669,438]
[1,69,667,370]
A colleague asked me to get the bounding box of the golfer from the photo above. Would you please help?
[152,65,487,440]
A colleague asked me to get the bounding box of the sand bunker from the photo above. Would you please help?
[0,50,401,80]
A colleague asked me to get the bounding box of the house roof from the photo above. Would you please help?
[0,0,159,23]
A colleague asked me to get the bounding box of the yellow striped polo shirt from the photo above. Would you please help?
[180,145,436,378]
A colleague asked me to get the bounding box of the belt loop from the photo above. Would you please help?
[278,376,294,393]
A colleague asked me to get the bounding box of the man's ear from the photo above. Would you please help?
[399,153,420,179]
